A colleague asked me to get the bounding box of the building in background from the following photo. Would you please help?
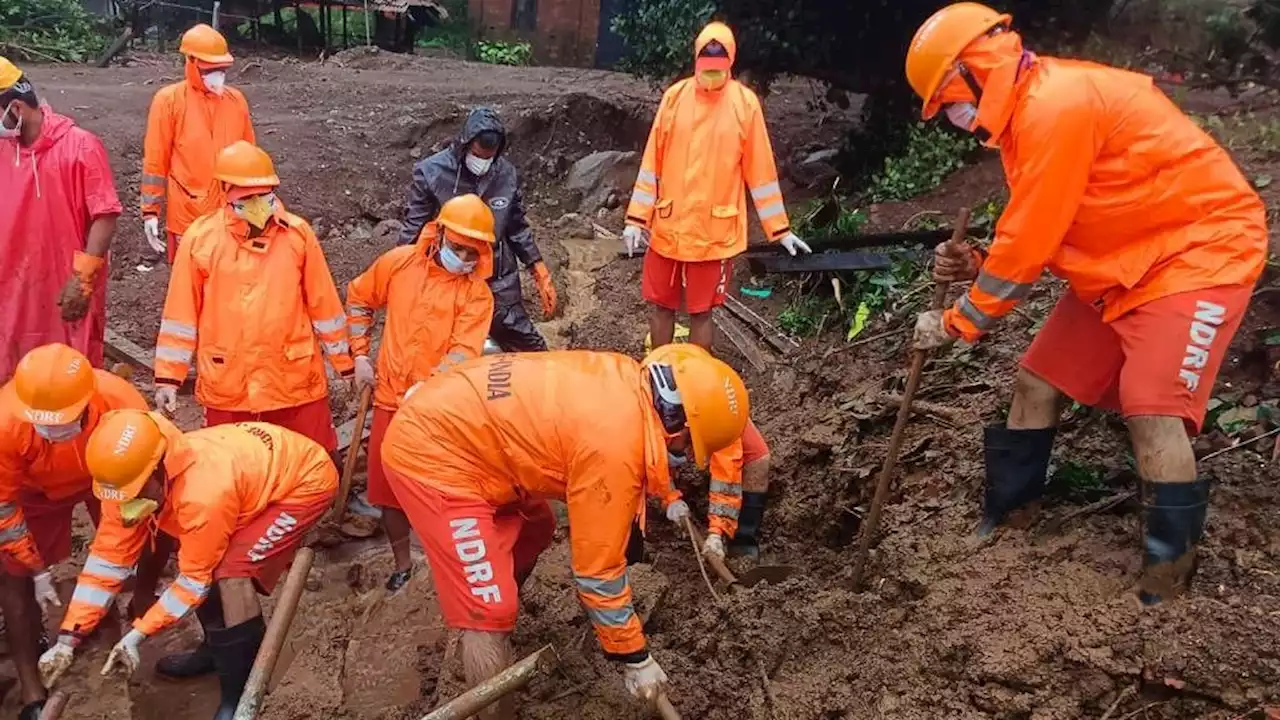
[468,0,627,67]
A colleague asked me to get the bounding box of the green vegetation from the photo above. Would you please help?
[476,40,533,66]
[777,295,831,338]
[868,123,979,203]
[0,0,110,62]
[1047,459,1109,503]
[610,0,714,81]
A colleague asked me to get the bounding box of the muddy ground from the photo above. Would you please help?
[5,44,1279,719]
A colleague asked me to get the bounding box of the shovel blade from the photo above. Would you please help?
[736,565,796,588]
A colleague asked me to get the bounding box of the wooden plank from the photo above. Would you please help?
[712,311,769,372]
[722,295,797,355]
[103,328,155,371]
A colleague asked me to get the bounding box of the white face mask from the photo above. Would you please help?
[34,420,83,443]
[945,102,978,132]
[202,70,227,95]
[465,153,493,176]
[0,103,21,139]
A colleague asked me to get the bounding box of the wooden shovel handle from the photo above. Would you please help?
[330,385,373,522]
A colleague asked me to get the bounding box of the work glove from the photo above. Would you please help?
[665,500,690,525]
[702,532,726,561]
[154,384,178,414]
[913,309,956,351]
[57,251,102,323]
[143,217,165,255]
[101,628,146,677]
[33,571,61,612]
[531,262,558,317]
[933,240,980,283]
[354,355,375,391]
[623,655,669,703]
[39,639,77,688]
[622,225,649,258]
[778,232,812,256]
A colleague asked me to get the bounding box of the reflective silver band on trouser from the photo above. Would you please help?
[155,345,193,363]
[585,604,636,628]
[575,574,627,599]
[974,271,1032,303]
[709,479,742,498]
[159,319,197,340]
[84,555,133,582]
[708,502,740,520]
[956,294,996,331]
[72,584,113,608]
[749,181,780,201]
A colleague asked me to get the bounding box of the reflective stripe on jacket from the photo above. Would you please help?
[944,58,1267,341]
[155,204,353,411]
[141,62,255,235]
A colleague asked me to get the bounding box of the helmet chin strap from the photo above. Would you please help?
[955,62,994,144]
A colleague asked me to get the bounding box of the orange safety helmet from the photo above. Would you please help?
[179,23,234,66]
[905,2,1011,118]
[86,409,169,502]
[11,344,97,425]
[642,344,750,469]
[438,194,497,244]
[214,141,280,189]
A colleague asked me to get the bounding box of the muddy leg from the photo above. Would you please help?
[383,507,414,574]
[1007,367,1065,430]
[0,573,48,706]
[648,305,676,349]
[1129,415,1206,604]
[218,578,262,626]
[687,310,713,351]
[460,629,514,720]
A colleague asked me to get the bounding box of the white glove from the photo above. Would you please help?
[33,570,61,612]
[622,225,649,258]
[912,309,956,351]
[779,232,812,256]
[154,385,178,414]
[623,655,669,702]
[354,355,375,391]
[101,628,146,677]
[143,217,165,254]
[665,500,690,525]
[702,533,725,561]
[39,639,77,688]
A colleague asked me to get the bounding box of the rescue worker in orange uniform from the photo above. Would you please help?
[346,194,496,592]
[153,141,354,450]
[140,24,255,265]
[0,58,121,382]
[624,20,811,352]
[906,3,1268,604]
[0,344,147,720]
[38,410,338,719]
[381,345,749,718]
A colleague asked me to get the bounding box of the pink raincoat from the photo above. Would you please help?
[0,107,121,381]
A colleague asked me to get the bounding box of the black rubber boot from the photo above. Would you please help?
[18,700,44,720]
[1139,479,1210,606]
[977,425,1057,537]
[155,592,223,679]
[729,492,768,560]
[209,615,266,720]
[384,568,413,593]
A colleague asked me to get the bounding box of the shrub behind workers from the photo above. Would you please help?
[347,194,496,592]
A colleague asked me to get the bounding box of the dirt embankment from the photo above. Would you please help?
[8,49,1279,720]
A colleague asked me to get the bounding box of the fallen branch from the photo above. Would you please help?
[1046,491,1137,534]
[421,645,557,720]
[835,326,911,353]
[1200,427,1280,461]
[96,26,133,67]
[712,311,770,372]
[881,393,964,425]
[1099,684,1136,720]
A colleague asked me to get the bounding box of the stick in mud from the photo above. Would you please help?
[233,548,316,720]
[331,385,373,522]
[420,644,557,720]
[38,691,70,720]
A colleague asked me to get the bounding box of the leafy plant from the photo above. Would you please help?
[867,123,979,203]
[778,295,832,337]
[476,40,533,66]
[0,0,110,62]
[1047,459,1109,503]
[611,0,715,81]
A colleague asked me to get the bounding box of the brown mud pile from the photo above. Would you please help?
[4,51,1277,719]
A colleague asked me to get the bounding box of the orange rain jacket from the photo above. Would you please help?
[346,222,495,410]
[60,420,337,640]
[625,23,792,262]
[141,61,255,236]
[381,351,680,661]
[945,57,1268,341]
[154,204,354,412]
[0,373,147,573]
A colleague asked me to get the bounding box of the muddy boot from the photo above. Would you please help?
[1138,479,1210,606]
[209,615,266,720]
[18,700,43,720]
[729,492,767,560]
[156,593,223,679]
[384,568,413,593]
[978,425,1056,537]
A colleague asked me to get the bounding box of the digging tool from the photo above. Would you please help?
[682,516,795,590]
[38,692,70,720]
[420,644,558,720]
[330,386,373,523]
[655,694,683,720]
[233,547,316,720]
[848,208,971,591]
